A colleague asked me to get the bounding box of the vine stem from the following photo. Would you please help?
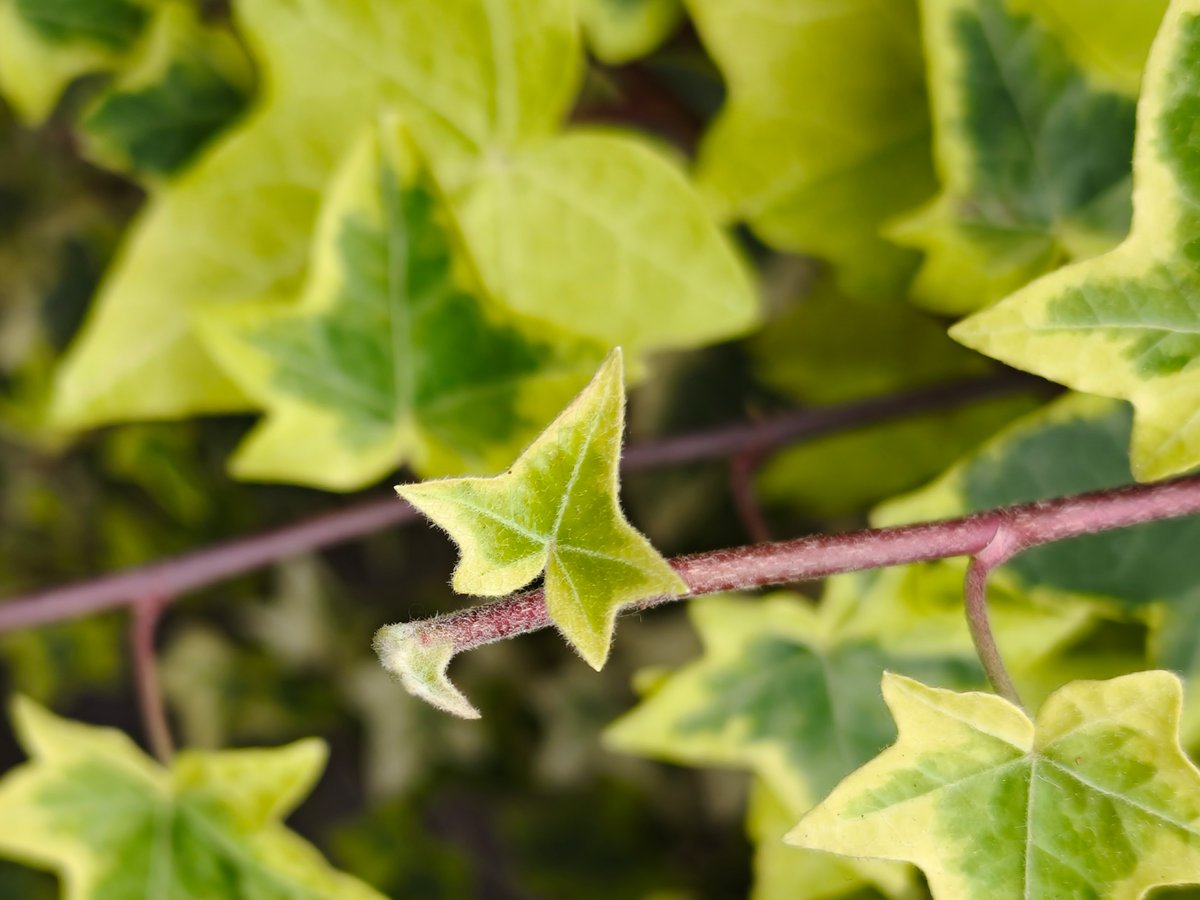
[964,525,1026,707]
[399,476,1200,690]
[131,596,173,763]
[0,375,1026,633]
[729,449,773,543]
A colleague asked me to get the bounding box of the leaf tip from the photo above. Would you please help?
[373,622,481,720]
[574,632,612,672]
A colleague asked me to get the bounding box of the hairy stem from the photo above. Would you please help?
[395,475,1200,666]
[0,375,1023,633]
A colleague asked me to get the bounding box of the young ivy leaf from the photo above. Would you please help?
[198,118,602,489]
[397,349,686,671]
[0,697,385,899]
[952,0,1200,480]
[789,671,1200,898]
[889,0,1136,314]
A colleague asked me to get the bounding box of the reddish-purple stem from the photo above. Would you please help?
[406,476,1200,682]
[964,525,1027,706]
[0,375,1023,634]
[729,450,773,543]
[131,596,173,763]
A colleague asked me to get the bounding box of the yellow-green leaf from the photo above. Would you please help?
[51,0,581,428]
[0,697,384,899]
[457,130,758,351]
[198,118,602,489]
[689,0,935,300]
[577,0,682,64]
[789,671,1200,899]
[951,0,1200,479]
[396,350,686,670]
[1012,0,1169,93]
[891,0,1136,314]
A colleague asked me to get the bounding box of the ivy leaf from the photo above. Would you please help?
[79,2,252,178]
[605,585,1086,814]
[889,0,1136,314]
[789,671,1200,898]
[0,697,385,899]
[51,0,581,427]
[0,0,150,122]
[457,130,758,351]
[198,117,603,489]
[745,778,908,900]
[53,0,757,434]
[396,350,686,670]
[577,0,683,64]
[751,278,1040,516]
[688,0,935,300]
[951,0,1200,480]
[1012,0,1169,93]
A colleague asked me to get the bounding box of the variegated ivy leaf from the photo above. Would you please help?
[1012,0,1169,93]
[397,350,686,670]
[0,697,385,899]
[952,0,1200,480]
[688,0,935,301]
[53,0,581,428]
[53,0,757,432]
[577,0,683,64]
[80,1,252,178]
[745,778,911,900]
[199,118,602,489]
[0,0,150,122]
[605,585,1088,815]
[790,671,1200,898]
[890,0,1136,314]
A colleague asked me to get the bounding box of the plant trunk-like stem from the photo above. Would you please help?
[131,596,173,763]
[0,375,1026,633]
[405,475,1200,665]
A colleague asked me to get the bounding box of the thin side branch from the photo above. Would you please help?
[963,521,1027,707]
[131,596,173,763]
[0,375,1024,633]
[729,450,773,543]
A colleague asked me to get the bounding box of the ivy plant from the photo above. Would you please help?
[7,0,1200,898]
